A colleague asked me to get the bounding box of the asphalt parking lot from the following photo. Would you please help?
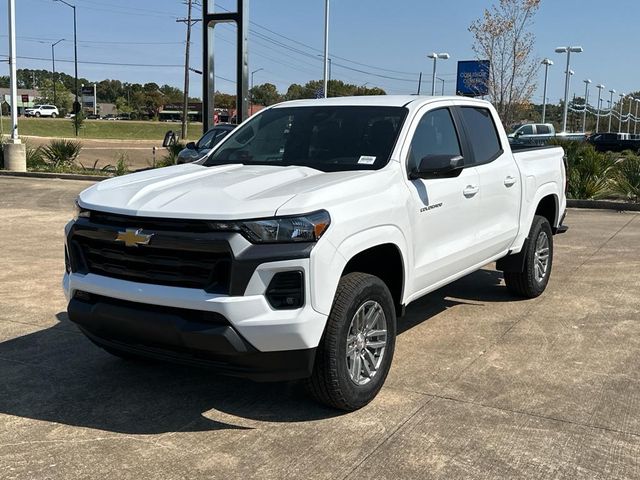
[1,176,639,479]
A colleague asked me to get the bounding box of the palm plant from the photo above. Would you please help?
[612,152,640,203]
[41,139,82,168]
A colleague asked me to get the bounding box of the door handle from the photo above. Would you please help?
[504,176,517,187]
[463,185,479,197]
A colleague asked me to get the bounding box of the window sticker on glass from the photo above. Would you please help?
[358,155,376,165]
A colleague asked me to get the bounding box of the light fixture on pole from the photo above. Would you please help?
[436,77,445,96]
[595,84,605,133]
[618,93,625,133]
[582,79,591,133]
[555,46,583,133]
[249,67,263,116]
[635,99,640,135]
[608,89,616,133]
[322,0,330,99]
[541,58,553,123]
[51,38,64,106]
[427,52,450,96]
[54,0,79,136]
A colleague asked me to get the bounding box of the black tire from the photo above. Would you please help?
[504,215,553,298]
[51,113,57,118]
[306,272,397,411]
[35,112,41,117]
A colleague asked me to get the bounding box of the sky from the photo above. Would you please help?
[2,0,640,104]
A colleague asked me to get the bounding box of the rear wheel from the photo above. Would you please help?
[51,112,57,118]
[504,215,553,298]
[306,272,396,411]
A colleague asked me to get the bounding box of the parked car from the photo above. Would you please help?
[177,124,237,164]
[64,96,567,410]
[103,114,117,121]
[509,123,587,145]
[24,105,59,118]
[86,113,101,120]
[587,132,640,153]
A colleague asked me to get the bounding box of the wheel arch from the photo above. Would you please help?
[311,225,409,317]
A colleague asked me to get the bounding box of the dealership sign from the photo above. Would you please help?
[456,60,490,97]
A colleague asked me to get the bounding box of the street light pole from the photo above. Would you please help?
[618,93,625,134]
[582,79,591,133]
[322,0,329,99]
[8,0,19,142]
[608,89,616,133]
[427,52,450,96]
[51,38,64,106]
[249,68,263,116]
[595,84,604,133]
[541,58,553,123]
[626,96,634,134]
[555,46,583,133]
[55,0,79,136]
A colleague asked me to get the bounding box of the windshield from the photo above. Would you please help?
[203,105,407,172]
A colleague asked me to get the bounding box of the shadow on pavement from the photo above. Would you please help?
[0,268,517,434]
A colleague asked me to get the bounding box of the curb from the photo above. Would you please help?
[567,199,640,212]
[0,170,109,181]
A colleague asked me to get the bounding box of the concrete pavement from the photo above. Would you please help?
[0,176,639,479]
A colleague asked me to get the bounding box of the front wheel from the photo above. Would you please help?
[35,112,41,117]
[504,215,553,298]
[306,272,396,411]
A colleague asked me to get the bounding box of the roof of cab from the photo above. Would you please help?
[273,94,491,111]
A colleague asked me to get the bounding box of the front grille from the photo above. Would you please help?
[68,213,232,293]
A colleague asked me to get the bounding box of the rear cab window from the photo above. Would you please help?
[457,106,503,165]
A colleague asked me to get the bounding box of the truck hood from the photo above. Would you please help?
[78,163,367,220]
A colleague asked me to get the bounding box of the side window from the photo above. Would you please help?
[408,108,461,172]
[537,125,551,135]
[520,124,534,135]
[459,107,502,165]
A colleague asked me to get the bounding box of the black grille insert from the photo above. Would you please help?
[68,214,232,293]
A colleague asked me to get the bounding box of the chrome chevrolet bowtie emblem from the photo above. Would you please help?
[114,228,153,247]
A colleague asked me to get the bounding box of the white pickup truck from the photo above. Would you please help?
[64,96,567,410]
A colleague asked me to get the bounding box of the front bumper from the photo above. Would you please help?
[68,291,316,381]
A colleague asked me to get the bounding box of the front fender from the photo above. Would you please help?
[310,225,409,315]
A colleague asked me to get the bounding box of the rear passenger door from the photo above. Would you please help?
[455,105,520,258]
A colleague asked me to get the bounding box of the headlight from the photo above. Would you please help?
[74,199,90,220]
[210,210,331,243]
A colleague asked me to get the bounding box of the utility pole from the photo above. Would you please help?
[177,0,201,140]
[51,39,64,106]
[416,72,422,95]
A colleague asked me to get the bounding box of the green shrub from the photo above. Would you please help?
[42,139,82,167]
[26,144,46,169]
[158,142,185,167]
[551,140,616,200]
[612,152,640,202]
[114,152,130,176]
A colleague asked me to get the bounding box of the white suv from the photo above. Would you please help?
[25,105,59,118]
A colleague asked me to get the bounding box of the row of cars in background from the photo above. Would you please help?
[508,122,640,153]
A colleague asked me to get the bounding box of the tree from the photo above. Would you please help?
[34,78,73,112]
[212,91,236,109]
[469,0,541,126]
[249,83,281,106]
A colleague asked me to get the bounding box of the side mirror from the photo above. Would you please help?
[186,141,197,150]
[410,154,464,180]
